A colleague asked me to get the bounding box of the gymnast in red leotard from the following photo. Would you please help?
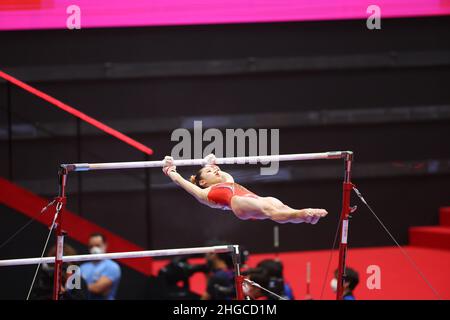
[162,154,328,224]
[207,182,259,209]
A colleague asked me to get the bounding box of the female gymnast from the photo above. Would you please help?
[162,154,328,224]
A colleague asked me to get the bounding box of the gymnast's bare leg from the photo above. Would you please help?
[230,196,327,224]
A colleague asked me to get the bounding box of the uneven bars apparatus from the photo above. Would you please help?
[0,151,354,300]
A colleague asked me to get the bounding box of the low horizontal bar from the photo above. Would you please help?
[61,151,351,172]
[0,245,233,267]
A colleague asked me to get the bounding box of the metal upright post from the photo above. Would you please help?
[231,245,245,300]
[336,152,354,300]
[52,168,68,300]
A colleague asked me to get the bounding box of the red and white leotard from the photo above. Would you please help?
[207,182,259,209]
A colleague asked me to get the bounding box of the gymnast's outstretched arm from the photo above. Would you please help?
[163,157,208,202]
[169,171,208,200]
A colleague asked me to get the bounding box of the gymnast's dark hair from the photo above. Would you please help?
[190,167,206,188]
[89,232,107,243]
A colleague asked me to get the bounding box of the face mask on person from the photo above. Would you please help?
[330,278,338,293]
[89,246,105,255]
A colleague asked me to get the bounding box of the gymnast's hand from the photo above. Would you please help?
[162,156,177,177]
[203,154,221,173]
[303,208,328,224]
[203,153,217,166]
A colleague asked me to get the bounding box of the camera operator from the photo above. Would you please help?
[151,240,247,300]
[199,240,244,300]
[155,256,207,299]
[201,249,235,300]
[243,259,294,300]
[30,243,88,300]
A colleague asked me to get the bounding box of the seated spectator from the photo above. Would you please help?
[80,233,121,300]
[330,267,359,300]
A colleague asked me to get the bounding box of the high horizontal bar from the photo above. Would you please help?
[61,151,352,172]
[0,245,233,267]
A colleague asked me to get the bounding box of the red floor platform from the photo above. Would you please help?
[153,246,450,300]
[409,227,450,250]
[409,207,450,250]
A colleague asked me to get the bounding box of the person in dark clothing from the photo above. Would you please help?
[201,241,236,300]
[331,267,359,300]
[243,259,294,300]
[154,256,203,300]
[256,259,294,300]
[30,243,88,300]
